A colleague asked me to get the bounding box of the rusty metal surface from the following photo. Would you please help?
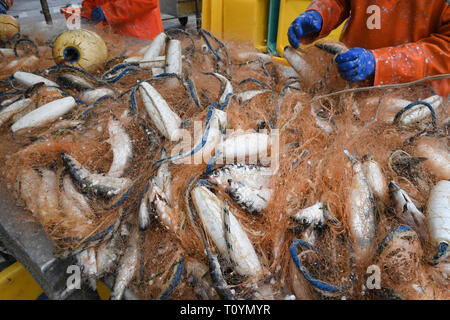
[0,184,99,300]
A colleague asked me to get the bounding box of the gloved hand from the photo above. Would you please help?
[90,6,105,23]
[288,10,323,49]
[335,48,376,82]
[0,3,7,14]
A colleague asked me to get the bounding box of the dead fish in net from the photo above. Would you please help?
[283,46,313,80]
[11,96,77,133]
[389,150,429,192]
[207,163,273,190]
[138,81,182,142]
[426,180,450,265]
[59,175,94,234]
[191,185,262,277]
[344,148,376,262]
[394,95,442,128]
[362,154,388,201]
[107,116,132,178]
[79,88,115,105]
[111,224,139,300]
[13,71,58,88]
[415,138,450,180]
[0,98,31,127]
[185,259,219,300]
[205,72,233,106]
[18,167,42,214]
[314,42,349,55]
[96,229,122,277]
[236,89,270,104]
[291,201,327,245]
[388,181,427,240]
[226,180,272,215]
[311,102,334,134]
[61,153,132,199]
[147,150,182,233]
[36,169,60,220]
[57,73,94,91]
[76,247,97,290]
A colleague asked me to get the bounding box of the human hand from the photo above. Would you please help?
[335,48,376,82]
[288,10,323,49]
[90,6,105,23]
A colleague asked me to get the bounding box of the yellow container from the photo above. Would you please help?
[0,262,111,300]
[276,0,345,56]
[202,0,270,52]
[0,262,43,300]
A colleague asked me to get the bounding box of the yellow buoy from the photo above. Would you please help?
[52,29,108,73]
[0,14,20,41]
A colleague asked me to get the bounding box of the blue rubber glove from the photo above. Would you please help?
[90,6,105,23]
[0,3,7,14]
[335,48,376,82]
[288,11,323,49]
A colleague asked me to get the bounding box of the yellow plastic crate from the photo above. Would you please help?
[0,262,111,300]
[0,262,43,300]
[202,0,270,52]
[276,0,345,56]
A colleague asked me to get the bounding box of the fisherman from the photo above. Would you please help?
[288,0,450,98]
[0,0,13,14]
[81,0,164,40]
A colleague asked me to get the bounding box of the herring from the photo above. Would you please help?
[344,148,376,261]
[226,180,272,215]
[61,153,132,198]
[191,185,262,277]
[207,163,273,189]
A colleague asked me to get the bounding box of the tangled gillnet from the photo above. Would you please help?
[0,26,448,300]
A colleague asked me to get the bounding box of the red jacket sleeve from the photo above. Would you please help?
[307,0,350,39]
[100,0,159,26]
[81,0,97,19]
[371,6,450,89]
[4,0,13,10]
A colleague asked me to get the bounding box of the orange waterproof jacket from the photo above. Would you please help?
[81,0,164,40]
[2,0,13,9]
[305,0,450,98]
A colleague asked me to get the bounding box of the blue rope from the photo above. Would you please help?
[7,75,24,92]
[102,62,139,80]
[188,79,200,108]
[205,151,221,175]
[152,102,218,167]
[130,87,137,114]
[290,239,354,295]
[219,93,233,110]
[199,29,221,61]
[429,242,449,266]
[106,67,141,83]
[160,254,184,300]
[75,99,89,107]
[0,90,20,96]
[47,65,100,82]
[375,225,413,257]
[394,101,438,132]
[238,78,270,89]
[93,95,116,107]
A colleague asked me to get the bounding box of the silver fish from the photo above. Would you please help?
[389,181,427,239]
[226,180,272,215]
[111,224,139,300]
[344,148,376,261]
[57,73,93,91]
[207,163,273,190]
[61,153,132,198]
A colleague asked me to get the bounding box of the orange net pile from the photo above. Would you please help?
[0,26,448,300]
